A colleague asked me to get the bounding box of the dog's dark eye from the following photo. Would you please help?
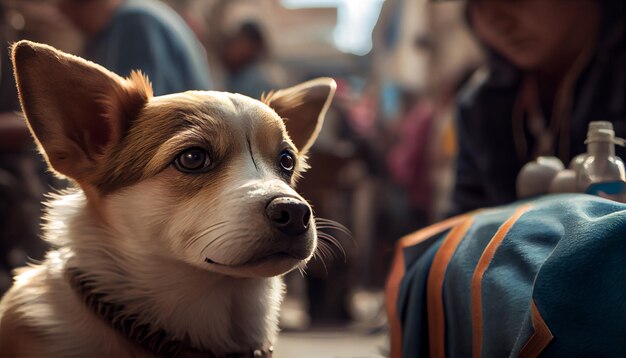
[174,148,212,173]
[279,151,295,173]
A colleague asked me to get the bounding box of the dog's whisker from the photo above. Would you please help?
[315,217,351,232]
[316,237,333,256]
[199,229,241,254]
[318,244,339,265]
[296,265,306,277]
[317,232,347,262]
[317,239,339,265]
[315,226,353,247]
[317,239,345,264]
[320,241,338,268]
[200,235,226,256]
[315,243,330,261]
[312,245,329,274]
[315,225,352,241]
[318,238,337,259]
[184,221,230,249]
[314,218,353,242]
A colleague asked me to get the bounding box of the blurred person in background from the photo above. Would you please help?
[1,0,214,295]
[57,0,213,95]
[387,67,476,221]
[451,0,625,215]
[218,21,286,98]
[0,4,50,295]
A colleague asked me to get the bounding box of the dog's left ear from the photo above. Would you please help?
[265,78,336,154]
[11,40,152,182]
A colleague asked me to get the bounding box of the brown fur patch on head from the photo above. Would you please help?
[93,92,236,194]
[247,104,304,185]
[93,91,307,195]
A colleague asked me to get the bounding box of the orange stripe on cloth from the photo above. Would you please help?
[471,204,532,358]
[518,300,554,358]
[426,217,475,358]
[386,214,472,358]
[399,214,473,249]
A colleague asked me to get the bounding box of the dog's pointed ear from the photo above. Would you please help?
[264,78,336,154]
[11,40,153,182]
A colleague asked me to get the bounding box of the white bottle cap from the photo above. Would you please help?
[585,121,615,143]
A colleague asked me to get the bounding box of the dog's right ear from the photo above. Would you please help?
[11,40,152,182]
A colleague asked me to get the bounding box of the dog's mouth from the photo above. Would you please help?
[201,233,316,277]
[204,251,306,268]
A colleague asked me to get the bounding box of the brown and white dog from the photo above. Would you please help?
[0,40,336,357]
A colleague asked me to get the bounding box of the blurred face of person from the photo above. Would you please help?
[222,36,264,72]
[57,0,121,36]
[468,0,600,74]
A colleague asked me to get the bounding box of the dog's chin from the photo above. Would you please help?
[202,252,311,278]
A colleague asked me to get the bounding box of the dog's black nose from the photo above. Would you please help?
[266,197,311,236]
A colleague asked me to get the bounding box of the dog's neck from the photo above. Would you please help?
[47,190,283,356]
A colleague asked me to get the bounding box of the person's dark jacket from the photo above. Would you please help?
[451,6,625,215]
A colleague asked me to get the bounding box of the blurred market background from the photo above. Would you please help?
[0,0,483,356]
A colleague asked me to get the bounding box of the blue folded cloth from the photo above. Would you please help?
[388,193,626,357]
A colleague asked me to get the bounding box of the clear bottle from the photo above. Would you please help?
[569,153,588,173]
[569,122,614,173]
[577,121,626,195]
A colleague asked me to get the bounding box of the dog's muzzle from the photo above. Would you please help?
[265,197,311,236]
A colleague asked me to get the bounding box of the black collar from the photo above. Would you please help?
[67,268,273,358]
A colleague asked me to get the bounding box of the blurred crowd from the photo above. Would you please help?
[1,0,624,332]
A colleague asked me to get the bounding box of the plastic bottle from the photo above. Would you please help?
[569,122,614,173]
[517,156,564,198]
[576,121,626,195]
[549,168,578,193]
